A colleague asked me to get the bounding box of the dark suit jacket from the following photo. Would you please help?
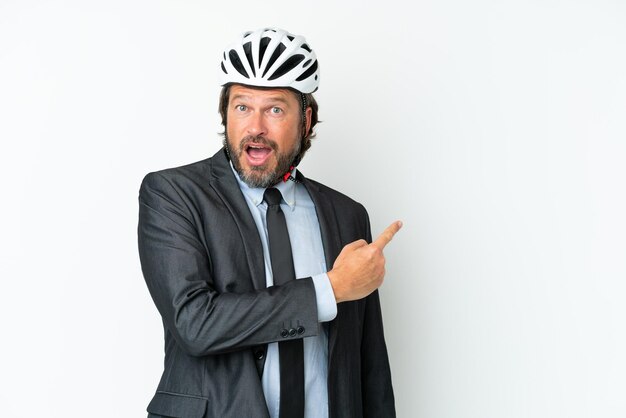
[138,149,395,418]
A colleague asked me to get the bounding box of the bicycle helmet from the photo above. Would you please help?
[219,28,320,93]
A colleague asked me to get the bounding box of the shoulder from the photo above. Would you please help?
[304,177,367,214]
[137,152,228,217]
[141,158,212,189]
[303,177,371,241]
[138,160,211,220]
[140,149,230,194]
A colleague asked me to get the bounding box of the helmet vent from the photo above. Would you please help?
[262,43,286,77]
[243,42,256,76]
[220,62,227,74]
[269,54,305,80]
[295,60,317,81]
[259,37,271,66]
[229,49,249,78]
[301,43,311,52]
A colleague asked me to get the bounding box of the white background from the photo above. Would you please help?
[1,0,625,417]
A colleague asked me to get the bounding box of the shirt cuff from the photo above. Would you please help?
[311,273,338,322]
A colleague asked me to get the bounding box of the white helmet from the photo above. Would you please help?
[219,28,320,93]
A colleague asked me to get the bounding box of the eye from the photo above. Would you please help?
[235,104,247,112]
[270,106,283,114]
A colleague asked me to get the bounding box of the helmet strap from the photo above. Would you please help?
[300,93,308,119]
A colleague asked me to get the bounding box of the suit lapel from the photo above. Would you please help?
[301,174,343,358]
[301,177,342,269]
[209,149,266,291]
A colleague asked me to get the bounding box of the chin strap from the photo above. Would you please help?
[282,166,295,183]
[282,165,302,184]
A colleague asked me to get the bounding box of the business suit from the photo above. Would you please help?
[138,148,395,418]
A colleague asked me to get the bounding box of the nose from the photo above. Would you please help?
[247,111,267,137]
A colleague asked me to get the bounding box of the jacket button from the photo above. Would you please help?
[288,328,297,337]
[280,329,289,338]
[297,326,305,335]
[254,349,265,360]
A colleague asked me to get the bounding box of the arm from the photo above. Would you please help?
[326,208,398,416]
[361,290,396,417]
[138,172,319,357]
[361,210,396,417]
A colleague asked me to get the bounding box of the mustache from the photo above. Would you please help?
[238,135,278,152]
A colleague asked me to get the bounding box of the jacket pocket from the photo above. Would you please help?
[147,391,208,418]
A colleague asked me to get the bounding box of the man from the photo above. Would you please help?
[138,27,401,418]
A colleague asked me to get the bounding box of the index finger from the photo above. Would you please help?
[372,220,403,250]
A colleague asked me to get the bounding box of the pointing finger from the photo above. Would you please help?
[372,221,403,250]
[343,239,369,251]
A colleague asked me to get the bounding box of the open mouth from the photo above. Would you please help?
[245,143,273,166]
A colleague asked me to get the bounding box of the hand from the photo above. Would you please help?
[327,221,403,303]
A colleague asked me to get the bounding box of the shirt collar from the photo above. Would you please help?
[230,162,297,210]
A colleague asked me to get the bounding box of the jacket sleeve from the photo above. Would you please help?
[361,211,396,417]
[137,172,319,357]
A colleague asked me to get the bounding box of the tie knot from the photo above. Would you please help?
[263,188,283,207]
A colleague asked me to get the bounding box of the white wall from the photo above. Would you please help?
[1,0,625,417]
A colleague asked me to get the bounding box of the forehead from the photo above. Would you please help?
[229,84,299,105]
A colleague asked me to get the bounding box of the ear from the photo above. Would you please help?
[304,106,312,137]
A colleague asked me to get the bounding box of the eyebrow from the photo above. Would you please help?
[230,94,291,105]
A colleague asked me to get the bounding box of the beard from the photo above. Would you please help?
[225,133,301,189]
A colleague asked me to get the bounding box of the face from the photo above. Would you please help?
[225,85,312,188]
